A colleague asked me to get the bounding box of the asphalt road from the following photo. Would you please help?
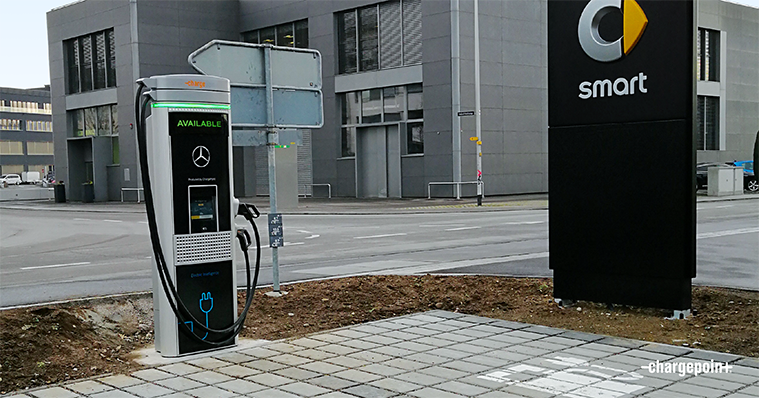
[0,199,757,307]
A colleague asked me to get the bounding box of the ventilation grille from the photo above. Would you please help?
[174,232,232,265]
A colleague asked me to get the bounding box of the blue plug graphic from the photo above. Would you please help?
[199,292,214,340]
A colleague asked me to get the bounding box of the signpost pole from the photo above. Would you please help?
[474,0,483,206]
[263,46,282,295]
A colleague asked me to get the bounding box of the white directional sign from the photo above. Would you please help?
[188,40,323,129]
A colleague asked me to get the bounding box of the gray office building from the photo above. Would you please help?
[47,0,759,201]
[0,86,54,178]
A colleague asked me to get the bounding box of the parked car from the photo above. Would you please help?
[695,162,724,191]
[731,160,757,192]
[0,174,22,186]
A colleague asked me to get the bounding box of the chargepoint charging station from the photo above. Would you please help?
[135,74,260,357]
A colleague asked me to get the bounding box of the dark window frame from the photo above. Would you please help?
[64,28,116,94]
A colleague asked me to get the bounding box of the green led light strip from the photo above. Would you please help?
[151,102,230,109]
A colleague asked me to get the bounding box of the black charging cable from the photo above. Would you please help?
[134,82,261,346]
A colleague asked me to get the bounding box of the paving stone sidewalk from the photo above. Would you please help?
[6,311,759,398]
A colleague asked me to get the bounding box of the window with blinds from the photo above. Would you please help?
[0,141,24,155]
[27,142,54,155]
[380,1,402,68]
[338,0,422,75]
[697,28,719,82]
[402,0,422,65]
[697,96,719,150]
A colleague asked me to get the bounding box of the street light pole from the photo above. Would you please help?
[474,0,483,206]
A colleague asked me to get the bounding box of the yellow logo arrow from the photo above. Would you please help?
[623,0,648,55]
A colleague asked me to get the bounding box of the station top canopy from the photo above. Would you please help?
[138,74,230,93]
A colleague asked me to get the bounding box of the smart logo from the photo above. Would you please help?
[577,0,649,100]
[578,0,648,62]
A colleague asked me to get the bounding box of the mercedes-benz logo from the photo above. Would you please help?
[192,146,210,168]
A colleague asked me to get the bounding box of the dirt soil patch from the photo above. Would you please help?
[2,275,757,394]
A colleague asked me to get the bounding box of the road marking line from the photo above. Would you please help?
[21,262,91,270]
[139,221,149,224]
[73,218,90,221]
[504,221,545,225]
[445,226,481,231]
[297,230,312,234]
[377,252,550,275]
[102,219,123,223]
[306,234,320,239]
[354,233,408,240]
[697,227,759,239]
[263,242,305,248]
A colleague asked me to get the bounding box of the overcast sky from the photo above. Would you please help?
[1,0,758,89]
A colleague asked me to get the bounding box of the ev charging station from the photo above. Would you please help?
[135,74,260,357]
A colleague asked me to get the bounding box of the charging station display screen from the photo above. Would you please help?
[189,186,218,233]
[191,199,214,220]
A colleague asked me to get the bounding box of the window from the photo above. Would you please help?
[407,84,423,119]
[81,35,93,92]
[295,20,309,48]
[338,11,358,74]
[276,23,294,47]
[697,96,719,150]
[84,108,97,136]
[380,1,402,69]
[26,120,53,132]
[73,109,84,137]
[112,137,120,164]
[361,89,382,123]
[0,119,22,130]
[94,31,107,89]
[28,165,51,175]
[340,83,423,156]
[337,0,422,75]
[341,127,356,157]
[358,6,379,71]
[107,30,116,87]
[1,165,24,174]
[67,38,80,94]
[0,101,50,114]
[241,20,309,48]
[407,122,424,154]
[402,0,422,65]
[341,84,422,125]
[697,28,719,82]
[0,141,24,154]
[342,92,360,125]
[241,30,259,44]
[71,104,117,137]
[260,27,275,44]
[97,105,111,135]
[383,86,405,121]
[27,141,54,155]
[111,105,118,135]
[65,29,116,94]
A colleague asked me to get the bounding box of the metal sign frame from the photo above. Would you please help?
[188,40,324,130]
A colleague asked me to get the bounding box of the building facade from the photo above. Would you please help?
[47,0,759,201]
[0,86,54,178]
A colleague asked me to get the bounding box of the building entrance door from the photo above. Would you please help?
[356,125,401,198]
